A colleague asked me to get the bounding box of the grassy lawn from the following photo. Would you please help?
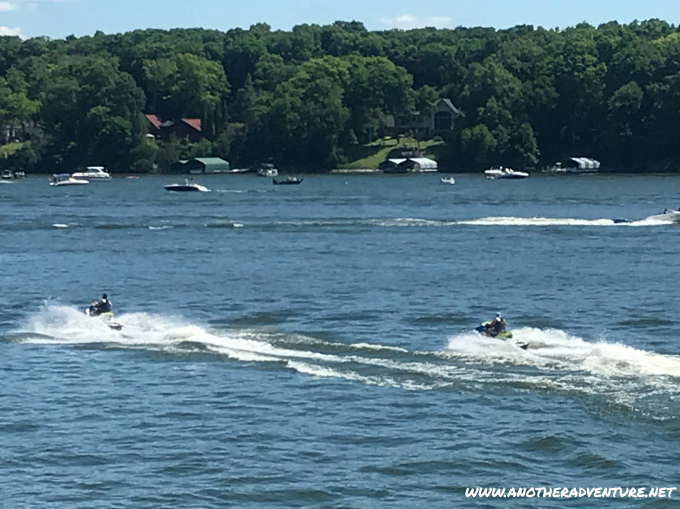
[340,137,444,169]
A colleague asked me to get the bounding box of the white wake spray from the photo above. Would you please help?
[15,305,680,412]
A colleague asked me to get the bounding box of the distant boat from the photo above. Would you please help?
[49,173,89,186]
[257,163,279,177]
[1,170,24,179]
[71,166,112,181]
[273,177,303,185]
[164,178,210,192]
[484,166,529,180]
[440,176,456,184]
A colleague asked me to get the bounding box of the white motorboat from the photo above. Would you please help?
[71,166,112,181]
[484,166,529,180]
[49,173,89,186]
[440,176,456,184]
[164,179,210,192]
[257,164,279,177]
[645,209,680,223]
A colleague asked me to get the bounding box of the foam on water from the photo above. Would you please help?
[444,327,680,378]
[15,305,680,413]
[458,215,680,227]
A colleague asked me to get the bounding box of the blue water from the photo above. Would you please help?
[2,174,680,508]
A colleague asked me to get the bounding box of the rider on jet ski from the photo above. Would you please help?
[485,312,507,338]
[89,294,112,316]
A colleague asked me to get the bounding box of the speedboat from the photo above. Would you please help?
[257,164,279,177]
[164,179,210,192]
[49,173,89,186]
[645,209,680,223]
[440,176,456,184]
[71,166,112,181]
[273,177,303,185]
[484,166,529,180]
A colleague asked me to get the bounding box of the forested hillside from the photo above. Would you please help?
[0,19,679,173]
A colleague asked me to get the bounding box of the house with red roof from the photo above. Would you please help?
[145,114,203,143]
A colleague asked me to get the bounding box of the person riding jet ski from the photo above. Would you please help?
[88,293,112,316]
[485,312,507,338]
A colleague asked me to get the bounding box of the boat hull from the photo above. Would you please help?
[50,179,89,186]
[164,183,210,192]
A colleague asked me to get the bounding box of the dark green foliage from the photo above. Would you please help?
[0,18,679,173]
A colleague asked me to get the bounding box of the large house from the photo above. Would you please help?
[145,114,203,143]
[385,98,463,138]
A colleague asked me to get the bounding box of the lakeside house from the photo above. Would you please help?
[170,157,231,174]
[146,114,203,143]
[384,98,463,139]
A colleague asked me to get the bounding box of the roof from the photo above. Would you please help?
[181,118,202,132]
[190,158,229,165]
[145,115,201,132]
[436,98,464,117]
[385,157,438,169]
[145,114,162,129]
[184,157,230,173]
[406,157,438,169]
[569,157,600,169]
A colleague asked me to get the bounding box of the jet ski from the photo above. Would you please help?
[85,307,123,330]
[475,322,527,350]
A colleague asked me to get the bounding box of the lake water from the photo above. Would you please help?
[1,173,680,507]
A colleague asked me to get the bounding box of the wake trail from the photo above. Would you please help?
[9,305,680,414]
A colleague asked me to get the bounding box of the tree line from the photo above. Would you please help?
[0,19,679,173]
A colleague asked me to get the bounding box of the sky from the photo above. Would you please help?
[0,0,679,40]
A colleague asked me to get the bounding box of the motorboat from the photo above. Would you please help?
[645,209,680,223]
[49,173,89,186]
[273,177,303,185]
[164,179,210,192]
[440,176,456,184]
[257,164,279,177]
[484,166,529,180]
[1,170,25,179]
[71,166,112,181]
